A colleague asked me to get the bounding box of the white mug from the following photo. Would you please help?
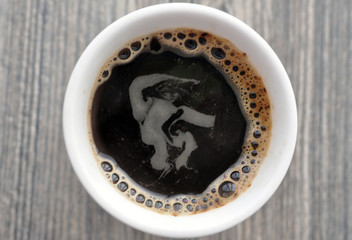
[63,3,297,238]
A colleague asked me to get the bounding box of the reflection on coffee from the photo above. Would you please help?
[88,28,271,215]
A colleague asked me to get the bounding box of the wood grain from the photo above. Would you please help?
[0,0,351,239]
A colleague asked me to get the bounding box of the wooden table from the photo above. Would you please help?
[1,0,351,239]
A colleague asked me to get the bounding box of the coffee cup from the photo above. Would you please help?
[63,3,297,238]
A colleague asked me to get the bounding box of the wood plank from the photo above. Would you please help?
[0,0,351,239]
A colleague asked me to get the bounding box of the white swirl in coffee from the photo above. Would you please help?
[129,74,215,174]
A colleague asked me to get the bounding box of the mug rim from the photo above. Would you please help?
[63,3,297,238]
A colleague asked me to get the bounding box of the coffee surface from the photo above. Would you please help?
[91,50,246,195]
[88,28,271,215]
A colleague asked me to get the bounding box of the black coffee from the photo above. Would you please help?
[91,50,246,195]
[88,28,271,215]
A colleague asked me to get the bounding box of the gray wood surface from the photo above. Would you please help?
[0,0,351,239]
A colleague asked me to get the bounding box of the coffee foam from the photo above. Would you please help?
[88,28,272,216]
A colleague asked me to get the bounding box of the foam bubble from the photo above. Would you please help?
[136,194,145,203]
[198,37,207,45]
[186,205,194,211]
[211,47,226,59]
[155,201,163,208]
[249,92,257,99]
[253,130,261,138]
[184,39,197,50]
[164,32,172,39]
[101,162,112,172]
[146,199,153,207]
[230,171,240,181]
[111,173,119,184]
[102,70,109,78]
[177,33,186,39]
[242,166,251,173]
[173,203,183,211]
[118,48,131,60]
[118,182,128,192]
[188,33,197,38]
